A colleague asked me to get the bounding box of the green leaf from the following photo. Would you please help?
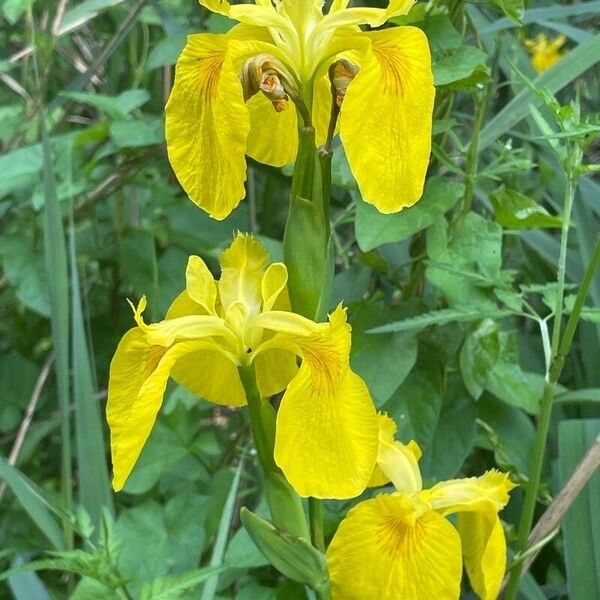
[558,419,600,599]
[423,16,490,88]
[6,555,52,600]
[0,458,66,550]
[460,319,501,400]
[491,187,563,229]
[350,302,418,407]
[555,388,600,405]
[240,509,328,591]
[355,177,464,251]
[60,90,150,119]
[146,33,189,70]
[61,0,127,32]
[491,0,523,24]
[109,116,164,148]
[140,567,225,600]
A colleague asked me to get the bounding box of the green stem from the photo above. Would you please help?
[505,166,581,599]
[308,497,325,553]
[238,365,276,474]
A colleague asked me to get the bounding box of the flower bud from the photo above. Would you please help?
[329,59,359,107]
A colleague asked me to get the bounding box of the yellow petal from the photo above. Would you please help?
[424,470,516,516]
[185,256,217,314]
[368,413,422,492]
[199,0,231,17]
[274,366,378,499]
[219,233,269,316]
[170,348,246,407]
[457,511,507,600]
[339,27,434,213]
[165,33,249,220]
[327,494,462,599]
[313,72,333,147]
[166,291,209,320]
[253,346,298,397]
[108,331,207,491]
[246,92,298,167]
[261,262,289,312]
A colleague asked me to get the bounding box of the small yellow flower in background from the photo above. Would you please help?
[525,33,567,74]
[165,0,435,219]
[327,414,516,600]
[107,233,378,498]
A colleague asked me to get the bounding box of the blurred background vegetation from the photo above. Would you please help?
[0,0,599,598]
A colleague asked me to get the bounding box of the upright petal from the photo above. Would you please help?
[219,233,270,315]
[185,255,218,314]
[246,92,298,166]
[327,494,462,599]
[275,365,378,498]
[339,27,434,213]
[368,413,422,492]
[457,511,507,600]
[108,332,211,490]
[165,34,250,220]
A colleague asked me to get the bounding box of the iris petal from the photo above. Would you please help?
[339,27,434,213]
[165,34,250,220]
[327,494,462,599]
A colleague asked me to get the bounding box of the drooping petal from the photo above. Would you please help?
[185,255,217,314]
[457,511,507,600]
[108,331,210,490]
[253,347,298,397]
[423,470,516,516]
[274,365,378,498]
[246,92,298,166]
[339,27,434,213]
[165,33,250,220]
[170,348,246,407]
[327,494,463,599]
[368,413,422,492]
[219,233,270,316]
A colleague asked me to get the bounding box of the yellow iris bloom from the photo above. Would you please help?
[165,0,435,219]
[327,414,516,600]
[107,233,378,498]
[525,33,567,74]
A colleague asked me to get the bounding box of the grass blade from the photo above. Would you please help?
[200,448,247,600]
[558,420,600,599]
[40,113,72,543]
[68,209,114,531]
[0,458,66,551]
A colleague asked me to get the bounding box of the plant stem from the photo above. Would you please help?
[504,164,581,599]
[238,365,276,474]
[308,497,325,552]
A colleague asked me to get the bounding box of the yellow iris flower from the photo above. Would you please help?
[327,414,516,600]
[107,233,378,498]
[165,0,435,219]
[525,33,567,74]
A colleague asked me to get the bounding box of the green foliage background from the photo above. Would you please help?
[0,0,599,598]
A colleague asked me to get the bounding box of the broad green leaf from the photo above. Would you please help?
[109,117,164,148]
[350,302,418,407]
[61,0,127,32]
[146,33,188,70]
[491,187,563,229]
[491,0,523,24]
[555,388,600,405]
[460,319,501,400]
[7,555,52,600]
[60,90,150,119]
[0,458,66,551]
[558,420,600,600]
[423,16,490,87]
[355,177,464,251]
